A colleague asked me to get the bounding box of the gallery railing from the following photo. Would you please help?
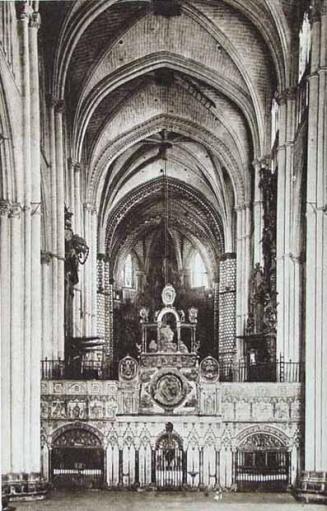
[41,358,113,380]
[219,357,304,383]
[41,357,304,382]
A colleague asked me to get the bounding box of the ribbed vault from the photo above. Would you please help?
[105,177,224,281]
[38,0,296,282]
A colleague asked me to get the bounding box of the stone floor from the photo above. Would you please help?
[12,491,324,511]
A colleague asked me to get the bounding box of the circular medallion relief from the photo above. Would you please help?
[151,373,185,408]
[200,356,219,382]
[161,284,176,306]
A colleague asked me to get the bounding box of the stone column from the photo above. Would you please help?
[73,162,81,235]
[41,252,52,358]
[83,202,93,336]
[235,204,251,337]
[297,2,327,502]
[55,100,65,358]
[91,208,98,334]
[29,8,42,473]
[73,162,82,335]
[0,201,11,474]
[17,4,33,472]
[252,159,265,266]
[48,95,58,356]
[9,204,24,474]
[276,87,299,362]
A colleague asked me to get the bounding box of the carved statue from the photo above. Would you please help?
[65,207,89,288]
[159,324,177,352]
[64,206,89,357]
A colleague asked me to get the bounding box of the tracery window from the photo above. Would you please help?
[191,252,208,289]
[298,12,311,82]
[124,253,134,288]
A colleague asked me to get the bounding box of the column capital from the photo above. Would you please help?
[309,0,327,23]
[46,95,64,112]
[74,162,81,173]
[15,1,33,21]
[83,202,96,214]
[9,203,22,218]
[0,200,11,216]
[29,11,41,29]
[41,251,52,265]
[235,201,251,212]
[275,86,297,104]
[252,155,271,170]
[98,253,110,263]
[68,158,81,172]
[54,99,64,114]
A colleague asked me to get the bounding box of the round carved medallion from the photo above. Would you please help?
[161,284,176,306]
[200,356,219,382]
[151,372,185,408]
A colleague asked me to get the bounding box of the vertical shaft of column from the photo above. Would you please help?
[285,93,295,360]
[83,204,89,335]
[49,97,58,356]
[213,278,219,357]
[243,204,251,323]
[9,205,24,473]
[303,2,327,482]
[91,209,98,335]
[41,253,51,358]
[235,206,243,336]
[0,202,11,474]
[55,101,65,358]
[18,8,32,473]
[276,97,287,359]
[29,8,41,472]
[253,160,264,266]
[68,158,74,215]
[73,163,81,335]
[276,88,297,360]
[74,162,81,234]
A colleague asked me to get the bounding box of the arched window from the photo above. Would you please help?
[299,12,311,82]
[192,252,208,289]
[124,254,133,288]
[271,97,279,148]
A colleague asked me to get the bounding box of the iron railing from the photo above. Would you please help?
[219,358,304,383]
[41,357,304,382]
[41,358,113,380]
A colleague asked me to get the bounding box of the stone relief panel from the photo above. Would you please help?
[41,381,303,423]
[199,385,221,416]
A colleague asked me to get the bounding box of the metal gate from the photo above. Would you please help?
[235,449,290,491]
[51,428,104,489]
[155,433,185,489]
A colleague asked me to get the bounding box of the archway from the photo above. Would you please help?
[51,426,104,489]
[235,430,290,492]
[155,426,185,489]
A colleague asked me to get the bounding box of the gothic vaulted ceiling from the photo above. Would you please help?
[40,0,296,279]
